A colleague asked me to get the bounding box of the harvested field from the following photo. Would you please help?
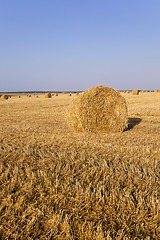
[0,92,160,239]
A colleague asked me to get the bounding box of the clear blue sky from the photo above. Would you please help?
[0,0,160,92]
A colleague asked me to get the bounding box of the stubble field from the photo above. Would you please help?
[0,92,160,239]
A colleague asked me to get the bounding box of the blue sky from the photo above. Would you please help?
[0,0,160,91]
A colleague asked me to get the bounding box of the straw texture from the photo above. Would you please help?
[67,86,128,133]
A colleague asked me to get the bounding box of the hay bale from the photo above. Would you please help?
[28,95,31,97]
[69,92,72,96]
[18,96,21,98]
[55,93,58,96]
[66,86,128,133]
[154,89,160,93]
[44,92,52,98]
[1,95,8,100]
[132,89,139,95]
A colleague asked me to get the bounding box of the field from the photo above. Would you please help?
[0,92,160,239]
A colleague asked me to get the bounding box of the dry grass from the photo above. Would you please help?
[0,92,160,239]
[67,86,128,133]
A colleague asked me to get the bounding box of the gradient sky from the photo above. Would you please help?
[0,0,160,92]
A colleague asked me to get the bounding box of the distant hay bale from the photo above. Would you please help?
[69,92,72,96]
[154,89,160,93]
[44,92,52,98]
[55,93,58,96]
[28,95,31,97]
[66,86,128,133]
[18,96,21,98]
[132,89,139,95]
[1,95,8,100]
[36,95,39,98]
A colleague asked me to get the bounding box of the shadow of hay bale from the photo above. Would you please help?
[127,118,142,130]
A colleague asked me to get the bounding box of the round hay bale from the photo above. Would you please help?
[154,89,160,93]
[55,93,58,96]
[66,86,128,133]
[132,89,139,95]
[44,92,52,98]
[69,92,72,96]
[18,96,21,98]
[1,95,8,100]
[28,95,31,97]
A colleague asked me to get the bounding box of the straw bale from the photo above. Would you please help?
[55,93,58,96]
[154,89,160,93]
[66,86,128,133]
[132,89,139,95]
[69,92,72,96]
[44,92,52,98]
[1,95,8,100]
